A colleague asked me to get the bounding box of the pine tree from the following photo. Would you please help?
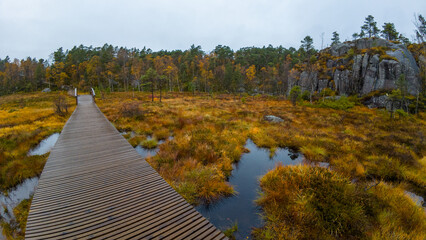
[414,14,426,43]
[361,15,380,38]
[398,34,410,45]
[331,31,340,45]
[352,33,359,40]
[300,36,315,57]
[381,23,399,41]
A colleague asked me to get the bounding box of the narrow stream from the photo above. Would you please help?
[27,133,60,156]
[1,133,59,238]
[0,177,39,239]
[0,178,38,222]
[196,139,303,239]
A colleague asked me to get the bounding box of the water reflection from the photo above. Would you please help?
[196,139,303,239]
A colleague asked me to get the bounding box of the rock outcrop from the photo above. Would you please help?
[289,38,422,96]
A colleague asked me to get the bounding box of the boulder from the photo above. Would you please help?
[363,95,389,109]
[264,115,284,123]
[42,88,51,93]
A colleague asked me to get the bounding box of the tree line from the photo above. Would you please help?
[0,15,424,96]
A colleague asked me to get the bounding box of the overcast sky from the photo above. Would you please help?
[0,0,424,60]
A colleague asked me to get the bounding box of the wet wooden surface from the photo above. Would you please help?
[25,95,226,240]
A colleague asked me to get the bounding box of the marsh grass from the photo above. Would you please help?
[0,92,75,191]
[254,165,426,240]
[141,139,158,149]
[223,222,238,239]
[97,92,425,236]
[1,197,31,240]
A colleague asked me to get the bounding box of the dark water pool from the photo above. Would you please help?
[196,139,303,239]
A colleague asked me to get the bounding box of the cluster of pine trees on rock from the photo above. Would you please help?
[0,15,424,98]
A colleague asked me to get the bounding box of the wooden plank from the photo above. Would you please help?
[25,95,227,240]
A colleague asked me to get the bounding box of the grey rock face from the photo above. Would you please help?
[354,38,391,50]
[287,39,421,101]
[318,79,329,91]
[361,54,380,94]
[299,71,318,92]
[334,69,351,95]
[332,39,420,96]
[331,43,352,56]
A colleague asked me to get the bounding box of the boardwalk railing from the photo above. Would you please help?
[25,95,226,239]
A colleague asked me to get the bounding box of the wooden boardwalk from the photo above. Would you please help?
[25,95,226,240]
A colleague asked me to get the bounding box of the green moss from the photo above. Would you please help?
[379,54,398,62]
[306,96,355,110]
[141,139,158,149]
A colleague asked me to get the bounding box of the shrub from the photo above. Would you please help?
[346,48,355,58]
[395,109,409,119]
[320,88,336,97]
[120,101,144,119]
[301,90,310,101]
[289,86,301,106]
[53,95,68,116]
[317,96,355,110]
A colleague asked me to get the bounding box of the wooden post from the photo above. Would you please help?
[91,88,96,103]
[75,88,78,105]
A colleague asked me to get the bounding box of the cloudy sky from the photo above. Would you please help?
[0,0,424,60]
